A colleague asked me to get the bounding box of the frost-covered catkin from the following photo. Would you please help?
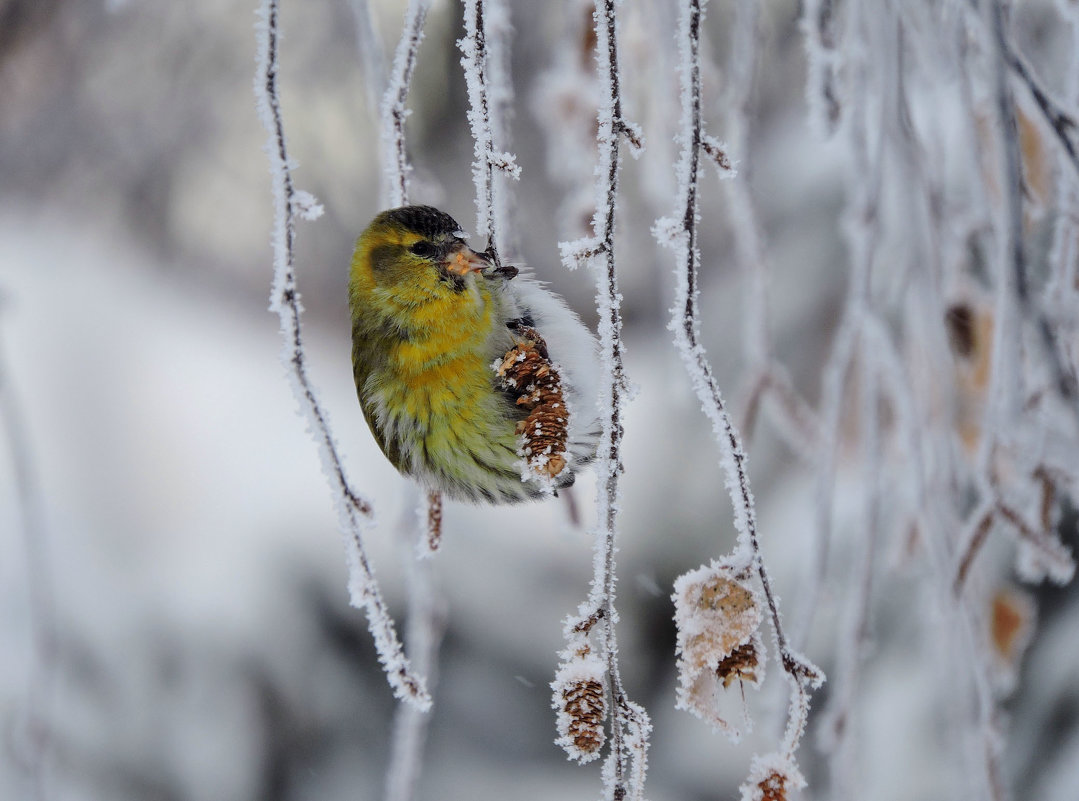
[673,560,766,738]
[494,326,571,483]
[552,645,608,763]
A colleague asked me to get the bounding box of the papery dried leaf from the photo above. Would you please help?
[988,587,1036,696]
[675,564,763,673]
[673,562,766,737]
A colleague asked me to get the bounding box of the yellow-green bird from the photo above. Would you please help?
[349,205,600,503]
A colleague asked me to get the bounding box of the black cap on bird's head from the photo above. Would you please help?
[380,205,465,241]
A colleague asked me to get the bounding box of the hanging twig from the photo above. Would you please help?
[382,0,431,209]
[460,0,519,264]
[254,0,429,710]
[556,1,650,798]
[656,0,823,767]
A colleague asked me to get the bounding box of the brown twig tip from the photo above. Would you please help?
[701,135,734,173]
[615,118,644,151]
[572,608,605,635]
[425,490,443,553]
[495,326,570,478]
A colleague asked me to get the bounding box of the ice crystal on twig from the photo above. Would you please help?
[419,489,442,556]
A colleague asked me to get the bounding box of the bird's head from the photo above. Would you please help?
[350,205,492,305]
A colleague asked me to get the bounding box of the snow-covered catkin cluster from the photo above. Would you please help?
[672,560,765,739]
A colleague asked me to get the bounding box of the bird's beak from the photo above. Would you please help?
[444,244,490,276]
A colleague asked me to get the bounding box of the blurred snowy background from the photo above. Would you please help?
[2,0,1079,800]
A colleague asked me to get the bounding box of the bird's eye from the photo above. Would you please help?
[409,241,438,259]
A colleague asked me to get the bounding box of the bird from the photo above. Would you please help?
[348,205,600,504]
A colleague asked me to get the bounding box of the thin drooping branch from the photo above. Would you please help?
[556,1,650,798]
[984,0,1028,433]
[254,0,429,710]
[376,0,444,566]
[655,0,823,767]
[460,0,519,265]
[381,0,431,209]
[1,328,56,801]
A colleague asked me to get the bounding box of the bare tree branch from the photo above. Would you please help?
[254,0,429,710]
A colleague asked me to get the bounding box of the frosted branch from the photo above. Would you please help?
[381,0,431,209]
[817,337,885,795]
[656,0,822,771]
[953,491,1075,595]
[254,0,429,709]
[553,1,651,798]
[460,0,517,264]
